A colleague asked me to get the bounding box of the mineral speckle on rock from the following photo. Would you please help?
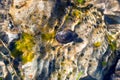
[0,0,120,80]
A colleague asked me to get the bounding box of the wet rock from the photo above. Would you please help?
[8,21,14,30]
[1,0,120,80]
[6,32,20,43]
[93,0,120,16]
[0,65,3,78]
[104,0,120,15]
[8,42,15,51]
[104,15,120,24]
[0,46,9,55]
[0,32,9,44]
[111,59,120,80]
[0,61,8,79]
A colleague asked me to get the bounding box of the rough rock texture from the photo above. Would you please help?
[0,0,120,80]
[111,59,120,80]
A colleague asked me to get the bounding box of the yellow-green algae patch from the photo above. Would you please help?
[93,42,102,47]
[76,71,83,80]
[109,41,117,51]
[72,9,82,19]
[75,0,85,4]
[12,33,35,64]
[106,34,117,51]
[41,31,55,41]
[102,61,107,67]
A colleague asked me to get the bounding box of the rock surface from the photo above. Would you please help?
[0,0,120,80]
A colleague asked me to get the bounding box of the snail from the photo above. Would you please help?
[55,29,78,44]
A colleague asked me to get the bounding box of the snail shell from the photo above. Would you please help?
[55,29,78,44]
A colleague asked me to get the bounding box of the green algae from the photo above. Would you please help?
[72,9,82,19]
[93,41,102,47]
[77,0,85,4]
[106,34,117,51]
[11,33,35,64]
[0,78,3,80]
[107,34,115,43]
[41,31,55,41]
[58,73,61,80]
[102,61,107,67]
[76,71,83,80]
[109,41,117,51]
